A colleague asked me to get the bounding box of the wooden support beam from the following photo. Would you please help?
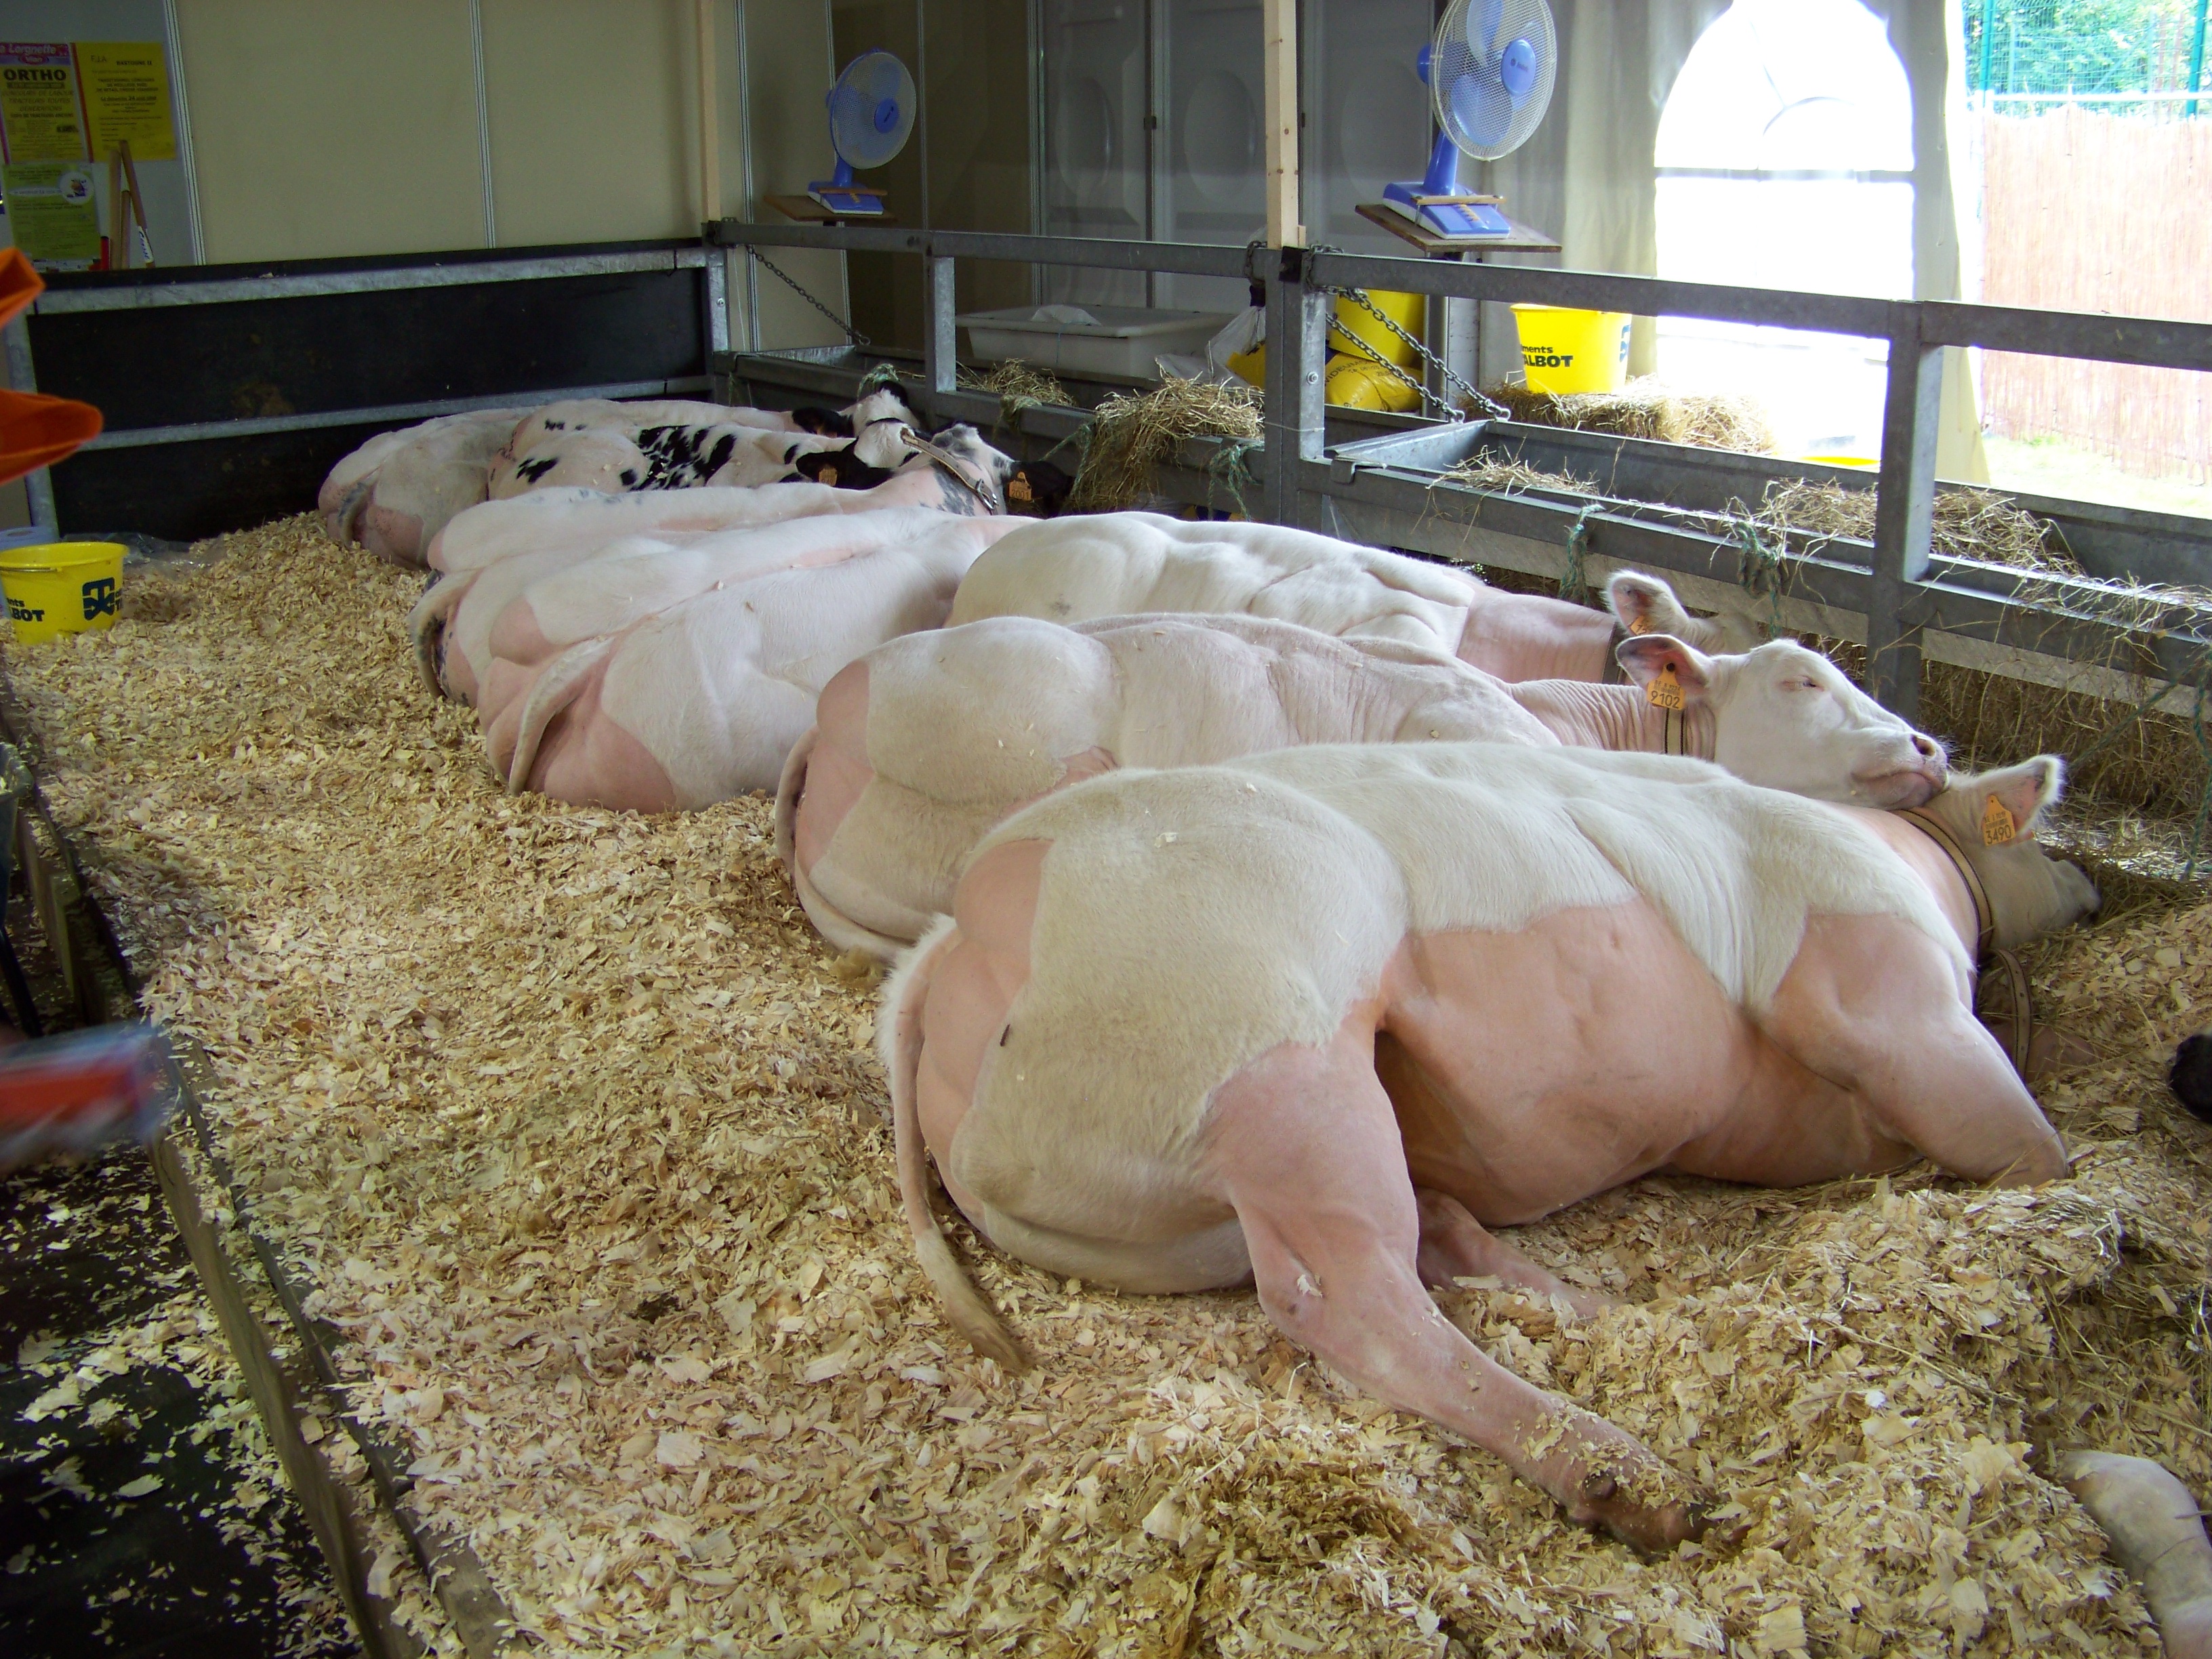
[1262,0,1302,248]
[697,0,722,227]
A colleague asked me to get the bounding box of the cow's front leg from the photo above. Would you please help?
[1206,1017,1716,1553]
[1414,1188,1611,1318]
[1765,915,2069,1187]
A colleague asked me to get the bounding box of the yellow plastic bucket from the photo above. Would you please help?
[1511,305,1631,396]
[0,541,124,644]
[1225,290,1428,391]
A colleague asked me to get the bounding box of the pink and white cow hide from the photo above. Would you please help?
[318,407,531,567]
[947,512,1736,684]
[882,742,2096,1551]
[481,512,1026,809]
[777,613,1947,957]
[411,430,1018,699]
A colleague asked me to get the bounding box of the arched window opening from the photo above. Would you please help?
[1655,0,1914,457]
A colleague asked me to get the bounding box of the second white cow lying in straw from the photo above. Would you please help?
[777,607,1946,956]
[947,511,1734,682]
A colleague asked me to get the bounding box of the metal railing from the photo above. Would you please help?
[708,218,2212,722]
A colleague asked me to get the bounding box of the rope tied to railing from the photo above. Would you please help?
[1729,511,1790,640]
[1558,502,1600,602]
[1206,438,1263,518]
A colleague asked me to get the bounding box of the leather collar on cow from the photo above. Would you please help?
[1893,806,2035,1076]
[1893,806,1995,964]
[901,431,1004,514]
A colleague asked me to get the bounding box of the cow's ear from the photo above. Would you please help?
[1616,634,1714,704]
[792,406,851,436]
[1606,571,1694,638]
[1973,756,2065,843]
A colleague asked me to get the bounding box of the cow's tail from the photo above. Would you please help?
[772,726,815,874]
[405,573,470,699]
[884,918,1028,1373]
[505,636,613,795]
[331,479,372,547]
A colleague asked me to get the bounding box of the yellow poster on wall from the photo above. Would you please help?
[77,42,175,162]
[2,161,101,268]
[0,43,87,163]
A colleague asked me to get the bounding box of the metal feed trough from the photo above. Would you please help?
[708,220,2212,727]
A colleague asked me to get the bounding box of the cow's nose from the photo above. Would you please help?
[1911,733,1940,760]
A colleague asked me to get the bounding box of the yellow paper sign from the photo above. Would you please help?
[77,42,175,162]
[1646,663,1684,710]
[1981,794,2017,846]
[0,44,87,163]
[1,161,99,267]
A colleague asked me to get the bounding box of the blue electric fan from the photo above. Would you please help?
[1382,0,1557,241]
[809,49,918,218]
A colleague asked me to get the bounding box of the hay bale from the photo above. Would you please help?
[1438,453,1597,497]
[1757,476,2083,575]
[1067,377,1261,513]
[1478,377,1778,455]
[955,358,1069,424]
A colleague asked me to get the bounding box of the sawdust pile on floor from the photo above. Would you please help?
[7,515,2212,1655]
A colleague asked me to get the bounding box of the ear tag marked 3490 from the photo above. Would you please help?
[1981,794,2017,846]
[1647,663,1684,711]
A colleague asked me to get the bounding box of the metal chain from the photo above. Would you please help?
[1305,251,1509,422]
[749,248,873,350]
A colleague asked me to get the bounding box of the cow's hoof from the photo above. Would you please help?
[2173,1033,2212,1122]
[1570,1471,1734,1555]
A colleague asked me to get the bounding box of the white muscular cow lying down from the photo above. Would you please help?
[948,512,1736,683]
[479,510,1026,809]
[410,425,1018,701]
[319,407,531,567]
[779,610,1947,957]
[884,742,2097,1551]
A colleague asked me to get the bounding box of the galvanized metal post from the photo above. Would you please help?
[1261,247,1327,527]
[2190,0,2208,117]
[924,255,957,402]
[1866,307,1944,721]
[2,316,55,531]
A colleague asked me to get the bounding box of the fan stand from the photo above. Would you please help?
[767,192,897,226]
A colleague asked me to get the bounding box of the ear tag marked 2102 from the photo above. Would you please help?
[1647,663,1684,711]
[1981,794,2017,846]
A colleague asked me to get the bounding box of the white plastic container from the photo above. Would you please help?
[956,304,1233,381]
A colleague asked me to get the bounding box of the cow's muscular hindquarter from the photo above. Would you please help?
[907,841,1719,1549]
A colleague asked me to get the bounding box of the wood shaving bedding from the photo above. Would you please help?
[6,514,2211,1655]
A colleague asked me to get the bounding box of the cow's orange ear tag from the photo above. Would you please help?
[1981,793,2018,846]
[1626,613,1654,636]
[1647,662,1685,710]
[1008,474,1033,502]
[820,465,840,487]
